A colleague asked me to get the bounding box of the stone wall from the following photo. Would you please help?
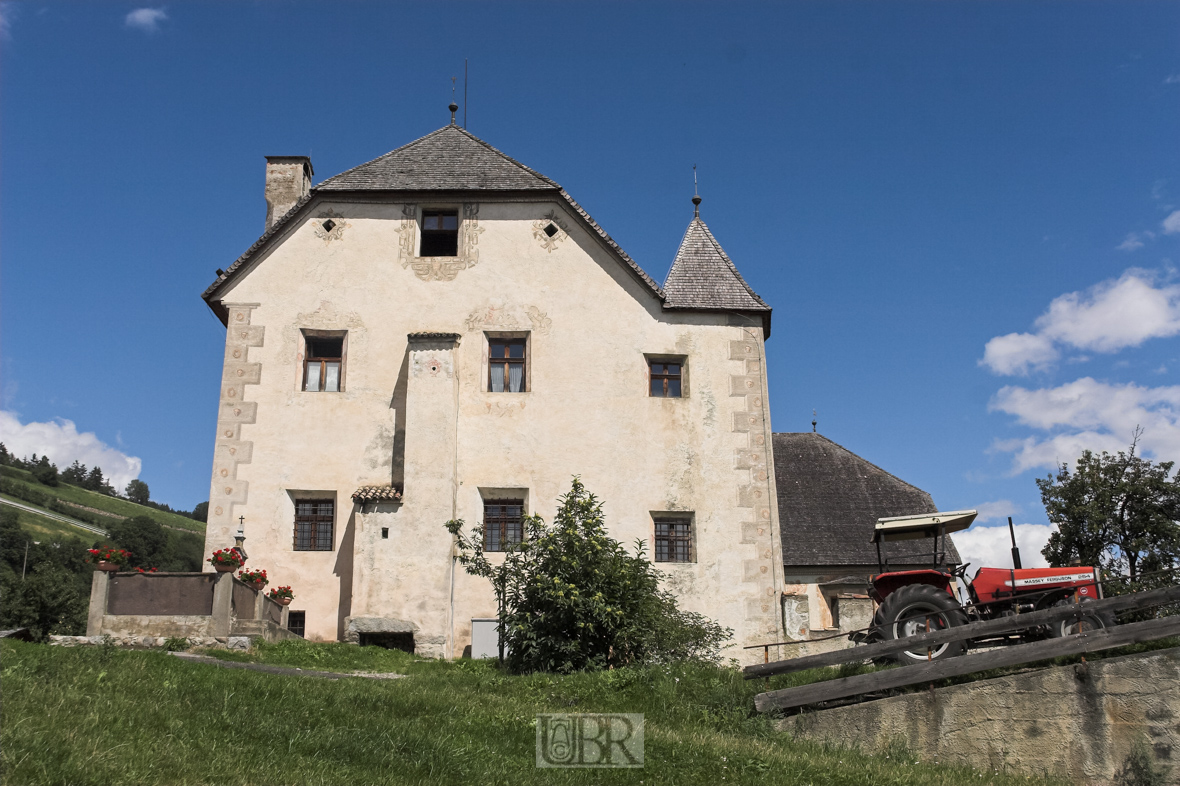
[784,646,1180,784]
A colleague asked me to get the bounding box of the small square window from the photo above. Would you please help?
[322,219,336,232]
[649,359,682,398]
[293,499,334,551]
[489,338,527,393]
[543,223,558,238]
[287,611,306,637]
[654,516,693,563]
[421,210,459,256]
[484,500,524,552]
[303,333,345,393]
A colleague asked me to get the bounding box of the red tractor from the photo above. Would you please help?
[862,510,1116,662]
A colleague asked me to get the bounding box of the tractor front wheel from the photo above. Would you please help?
[871,584,969,664]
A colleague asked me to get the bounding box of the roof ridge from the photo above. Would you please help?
[775,432,934,499]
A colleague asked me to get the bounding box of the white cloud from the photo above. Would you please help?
[1166,74,1180,85]
[988,378,1180,473]
[972,499,1021,524]
[1163,210,1180,235]
[980,270,1180,375]
[953,523,1054,571]
[0,411,142,491]
[0,2,15,40]
[124,7,166,33]
[980,332,1058,376]
[1117,231,1153,251]
[1117,235,1145,252]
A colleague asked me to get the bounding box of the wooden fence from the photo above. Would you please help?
[748,584,1180,714]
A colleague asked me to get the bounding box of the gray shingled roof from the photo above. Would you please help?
[203,124,770,329]
[663,217,770,312]
[317,125,558,192]
[774,432,961,568]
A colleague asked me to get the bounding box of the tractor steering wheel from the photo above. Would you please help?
[950,562,971,578]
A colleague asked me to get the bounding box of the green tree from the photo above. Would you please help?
[125,478,150,505]
[190,501,209,523]
[61,460,88,485]
[0,507,27,572]
[1038,434,1180,585]
[447,478,730,674]
[105,515,167,569]
[0,562,89,640]
[31,456,59,487]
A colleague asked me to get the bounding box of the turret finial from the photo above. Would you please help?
[692,164,701,217]
[812,409,818,433]
[450,77,458,124]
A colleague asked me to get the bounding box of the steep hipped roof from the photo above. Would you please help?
[663,217,770,312]
[773,432,961,568]
[316,125,558,192]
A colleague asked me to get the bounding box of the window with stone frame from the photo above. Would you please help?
[420,209,459,256]
[293,499,334,551]
[488,338,527,393]
[654,515,694,563]
[303,333,345,393]
[483,499,524,552]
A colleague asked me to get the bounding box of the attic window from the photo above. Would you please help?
[421,210,459,257]
[322,219,336,232]
[543,223,558,238]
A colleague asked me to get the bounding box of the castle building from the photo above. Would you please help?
[200,110,785,661]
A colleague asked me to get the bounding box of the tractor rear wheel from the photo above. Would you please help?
[1048,598,1117,638]
[871,584,968,664]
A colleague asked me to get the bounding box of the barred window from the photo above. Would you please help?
[294,499,334,551]
[484,500,524,552]
[287,611,306,638]
[654,517,693,563]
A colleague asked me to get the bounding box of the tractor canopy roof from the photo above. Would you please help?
[872,510,977,543]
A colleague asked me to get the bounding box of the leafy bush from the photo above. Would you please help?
[447,478,730,674]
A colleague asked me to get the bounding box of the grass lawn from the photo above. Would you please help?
[0,639,1066,786]
[1,466,204,534]
[6,505,91,545]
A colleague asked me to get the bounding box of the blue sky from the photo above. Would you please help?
[2,2,1178,566]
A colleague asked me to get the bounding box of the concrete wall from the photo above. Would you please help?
[784,646,1180,784]
[202,196,784,662]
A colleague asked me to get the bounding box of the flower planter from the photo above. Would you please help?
[275,597,292,606]
[214,563,236,573]
[96,561,120,573]
[250,581,267,592]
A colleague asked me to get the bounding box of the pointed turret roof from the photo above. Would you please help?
[663,215,770,313]
[316,125,559,192]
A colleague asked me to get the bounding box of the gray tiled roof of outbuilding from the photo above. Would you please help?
[663,217,770,312]
[773,432,961,568]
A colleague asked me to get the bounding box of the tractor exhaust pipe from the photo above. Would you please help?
[1008,517,1023,570]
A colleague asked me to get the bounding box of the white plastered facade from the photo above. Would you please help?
[202,195,784,664]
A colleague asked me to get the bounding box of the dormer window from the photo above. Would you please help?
[421,210,459,256]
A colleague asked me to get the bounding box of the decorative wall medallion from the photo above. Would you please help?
[312,209,348,242]
[397,203,485,282]
[464,302,552,335]
[531,210,569,252]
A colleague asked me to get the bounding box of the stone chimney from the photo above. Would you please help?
[264,156,313,232]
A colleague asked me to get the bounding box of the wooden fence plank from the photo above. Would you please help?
[753,614,1180,713]
[744,584,1180,680]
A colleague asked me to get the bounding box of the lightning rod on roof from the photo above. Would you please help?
[464,59,468,129]
[692,164,701,217]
